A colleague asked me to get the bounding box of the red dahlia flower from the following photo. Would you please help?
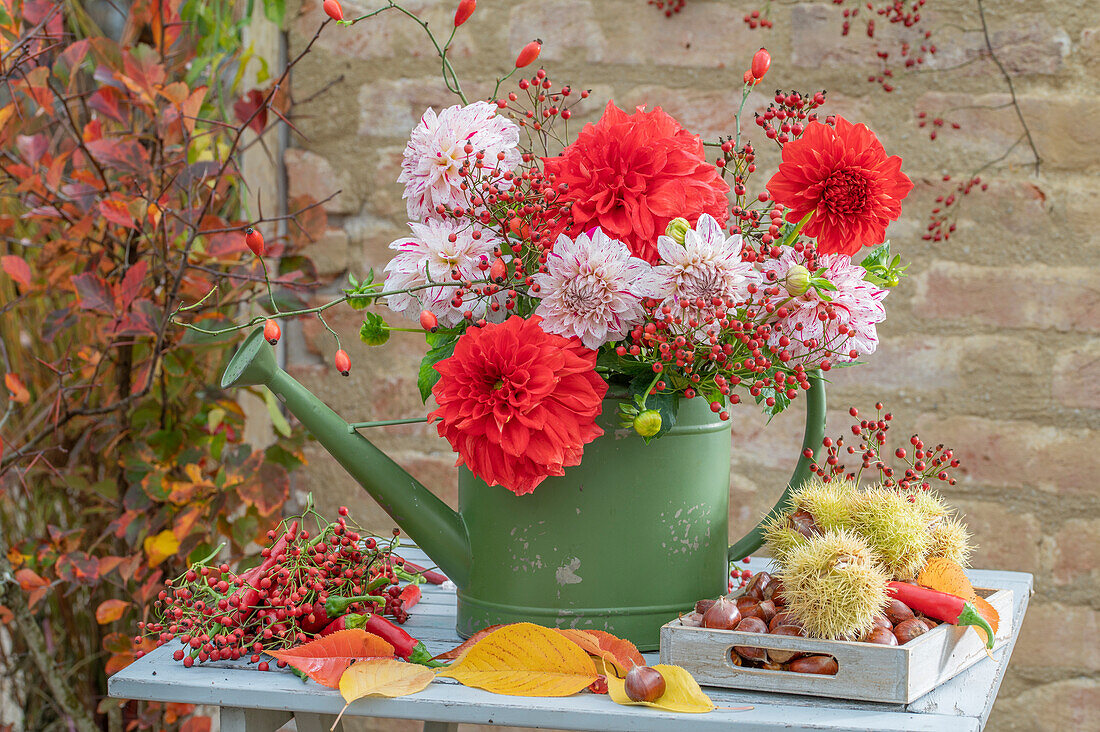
[542,101,730,263]
[765,116,914,256]
[428,315,608,496]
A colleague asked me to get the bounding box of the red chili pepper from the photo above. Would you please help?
[887,582,995,649]
[399,560,447,585]
[320,614,443,667]
[399,583,421,611]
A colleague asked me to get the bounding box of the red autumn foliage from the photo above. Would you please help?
[0,1,320,729]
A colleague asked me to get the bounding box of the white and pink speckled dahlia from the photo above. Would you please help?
[398,101,521,221]
[532,228,654,349]
[767,250,888,363]
[645,214,759,335]
[383,218,500,327]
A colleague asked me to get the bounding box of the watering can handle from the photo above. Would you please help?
[728,372,827,561]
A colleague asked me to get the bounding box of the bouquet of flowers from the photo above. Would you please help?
[190,1,914,498]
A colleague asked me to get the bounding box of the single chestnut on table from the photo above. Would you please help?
[624,664,666,702]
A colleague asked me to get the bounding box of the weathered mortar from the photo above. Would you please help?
[280,1,1100,729]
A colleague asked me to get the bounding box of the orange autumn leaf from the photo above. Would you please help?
[4,372,29,403]
[266,629,395,688]
[435,622,599,696]
[554,628,645,674]
[96,599,130,624]
[918,557,1000,643]
[14,568,48,609]
[432,624,504,662]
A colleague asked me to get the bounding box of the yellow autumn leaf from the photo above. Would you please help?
[435,622,598,696]
[331,659,433,729]
[918,557,1000,644]
[340,659,434,701]
[143,530,180,567]
[606,661,714,713]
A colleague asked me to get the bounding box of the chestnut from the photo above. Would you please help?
[862,626,899,646]
[788,508,820,538]
[680,612,703,628]
[884,598,915,626]
[738,600,775,623]
[769,611,801,632]
[702,596,742,630]
[893,618,931,645]
[695,598,716,616]
[764,578,786,606]
[767,625,807,663]
[788,655,838,675]
[745,571,773,601]
[872,614,892,630]
[624,665,666,702]
[732,616,769,663]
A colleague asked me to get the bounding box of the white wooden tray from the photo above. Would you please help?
[659,586,1013,704]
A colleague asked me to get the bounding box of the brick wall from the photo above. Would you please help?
[280,1,1099,728]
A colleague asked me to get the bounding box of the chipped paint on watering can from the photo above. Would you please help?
[219,327,826,651]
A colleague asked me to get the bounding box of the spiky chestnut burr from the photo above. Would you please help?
[849,485,932,580]
[926,514,973,567]
[790,477,858,531]
[762,511,813,566]
[778,529,890,640]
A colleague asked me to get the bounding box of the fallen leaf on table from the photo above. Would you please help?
[331,658,435,728]
[267,629,394,688]
[555,628,645,675]
[435,622,598,696]
[917,557,1000,645]
[431,624,504,662]
[605,661,714,713]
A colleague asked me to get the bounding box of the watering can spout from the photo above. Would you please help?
[221,327,471,588]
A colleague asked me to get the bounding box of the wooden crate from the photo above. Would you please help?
[659,586,1013,704]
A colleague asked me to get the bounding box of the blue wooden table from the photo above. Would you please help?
[109,547,1032,732]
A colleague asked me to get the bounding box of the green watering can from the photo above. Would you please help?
[221,327,826,650]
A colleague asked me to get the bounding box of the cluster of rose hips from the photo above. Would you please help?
[493,68,590,152]
[753,90,829,146]
[916,110,961,141]
[742,8,775,30]
[924,174,987,242]
[613,287,835,421]
[136,508,415,669]
[803,404,961,490]
[648,0,687,17]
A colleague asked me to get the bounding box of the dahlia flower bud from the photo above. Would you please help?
[633,410,662,438]
[784,264,812,296]
[664,217,690,245]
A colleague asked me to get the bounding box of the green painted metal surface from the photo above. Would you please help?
[220,327,826,651]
